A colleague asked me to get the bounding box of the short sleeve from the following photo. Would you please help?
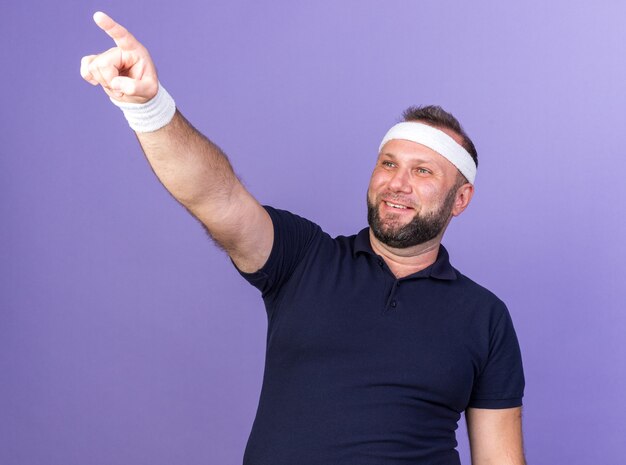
[235,206,321,298]
[468,305,525,409]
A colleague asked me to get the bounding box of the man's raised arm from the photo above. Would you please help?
[80,12,273,273]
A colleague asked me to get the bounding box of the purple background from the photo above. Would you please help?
[2,1,625,464]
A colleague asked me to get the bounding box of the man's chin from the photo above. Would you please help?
[378,222,407,237]
[371,217,413,246]
[372,228,414,249]
[378,213,415,232]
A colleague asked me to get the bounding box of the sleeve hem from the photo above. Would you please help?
[467,397,523,409]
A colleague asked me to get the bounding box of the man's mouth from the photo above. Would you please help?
[383,200,412,210]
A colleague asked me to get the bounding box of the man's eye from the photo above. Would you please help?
[417,168,431,174]
[382,161,395,168]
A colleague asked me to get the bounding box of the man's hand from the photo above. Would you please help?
[80,11,158,103]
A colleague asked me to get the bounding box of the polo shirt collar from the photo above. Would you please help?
[354,227,457,281]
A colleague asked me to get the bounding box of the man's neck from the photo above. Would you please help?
[369,230,442,279]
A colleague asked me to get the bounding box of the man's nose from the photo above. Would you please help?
[388,168,412,193]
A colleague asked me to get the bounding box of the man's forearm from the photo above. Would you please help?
[136,110,239,222]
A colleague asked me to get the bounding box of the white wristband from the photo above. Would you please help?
[110,83,176,133]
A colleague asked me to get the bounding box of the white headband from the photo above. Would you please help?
[378,122,477,184]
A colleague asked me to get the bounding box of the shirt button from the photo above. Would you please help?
[391,301,397,308]
[377,259,384,267]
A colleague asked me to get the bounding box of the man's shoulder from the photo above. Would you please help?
[262,205,324,236]
[262,205,349,257]
[450,265,508,309]
[264,205,364,246]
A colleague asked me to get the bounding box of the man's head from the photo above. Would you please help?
[367,106,477,249]
[402,105,478,172]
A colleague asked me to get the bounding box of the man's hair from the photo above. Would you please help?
[402,105,478,168]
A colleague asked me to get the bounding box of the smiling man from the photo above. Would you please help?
[81,11,526,465]
[366,116,476,275]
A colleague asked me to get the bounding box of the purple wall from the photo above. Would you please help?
[3,1,625,464]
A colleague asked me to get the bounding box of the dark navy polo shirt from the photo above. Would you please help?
[237,206,524,465]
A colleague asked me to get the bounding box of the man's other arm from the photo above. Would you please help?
[465,407,526,465]
[80,12,272,273]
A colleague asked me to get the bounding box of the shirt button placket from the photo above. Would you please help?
[384,280,401,313]
[392,281,399,308]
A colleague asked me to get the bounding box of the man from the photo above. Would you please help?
[81,11,526,465]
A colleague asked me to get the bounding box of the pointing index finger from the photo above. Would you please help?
[93,11,141,50]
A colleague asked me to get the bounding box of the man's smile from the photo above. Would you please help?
[383,200,412,210]
[379,197,416,215]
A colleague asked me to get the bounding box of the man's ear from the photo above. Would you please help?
[452,183,474,217]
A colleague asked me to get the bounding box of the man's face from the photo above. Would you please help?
[366,137,466,249]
